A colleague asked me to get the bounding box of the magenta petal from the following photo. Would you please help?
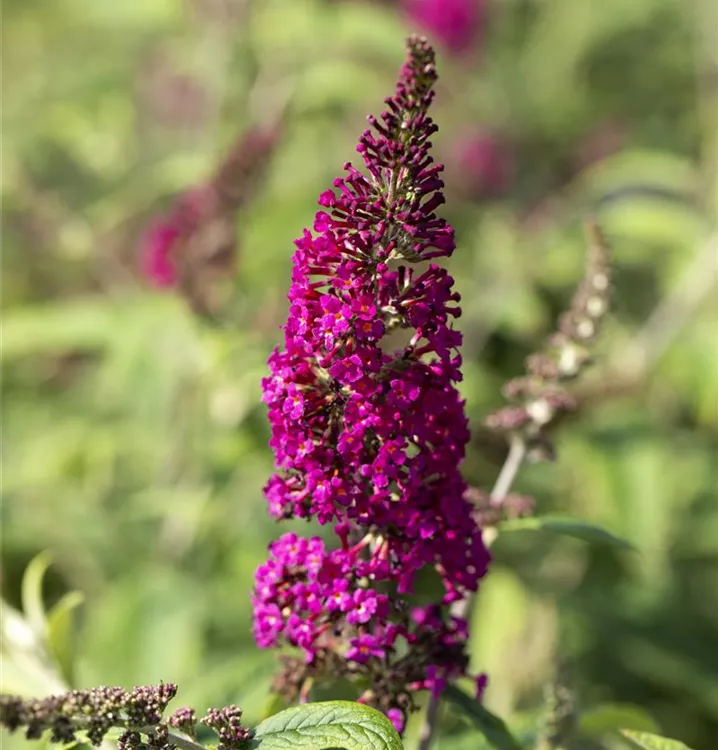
[141,221,180,287]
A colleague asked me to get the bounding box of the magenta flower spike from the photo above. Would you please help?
[255,36,489,727]
[401,0,487,56]
[141,189,205,288]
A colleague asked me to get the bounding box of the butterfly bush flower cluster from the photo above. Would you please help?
[452,130,515,200]
[142,187,207,288]
[253,37,490,730]
[401,0,487,56]
[142,127,278,305]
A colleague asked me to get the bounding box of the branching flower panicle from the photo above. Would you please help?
[0,686,253,750]
[486,221,612,458]
[255,36,489,730]
[0,684,179,748]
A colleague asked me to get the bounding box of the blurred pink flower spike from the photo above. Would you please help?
[402,0,486,55]
[141,218,181,287]
[455,131,514,198]
[140,187,207,289]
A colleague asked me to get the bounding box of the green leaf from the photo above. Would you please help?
[0,300,114,361]
[443,685,524,750]
[21,552,53,638]
[621,730,694,750]
[46,591,85,686]
[497,515,634,551]
[0,599,67,696]
[251,701,403,750]
[578,703,660,737]
[617,637,718,715]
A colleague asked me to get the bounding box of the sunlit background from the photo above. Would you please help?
[2,1,717,748]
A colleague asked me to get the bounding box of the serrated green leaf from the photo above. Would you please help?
[621,730,694,750]
[497,515,634,551]
[21,552,53,638]
[251,701,402,750]
[578,703,660,737]
[46,591,85,686]
[443,685,524,750]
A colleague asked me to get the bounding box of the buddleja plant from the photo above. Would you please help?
[0,36,694,750]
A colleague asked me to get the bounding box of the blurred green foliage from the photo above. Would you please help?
[1,1,717,749]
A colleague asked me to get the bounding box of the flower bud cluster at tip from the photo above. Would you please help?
[255,36,489,731]
[168,706,198,737]
[200,706,251,749]
[0,685,252,750]
[486,221,612,454]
